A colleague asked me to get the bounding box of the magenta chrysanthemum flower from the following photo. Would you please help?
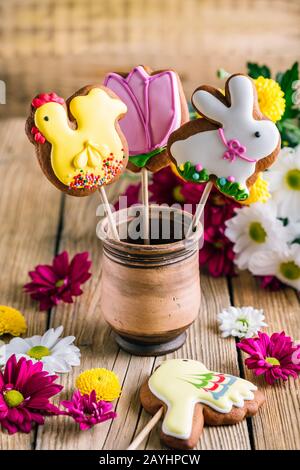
[24,251,92,311]
[61,390,117,430]
[237,331,300,385]
[114,183,141,211]
[0,355,62,434]
[257,275,285,291]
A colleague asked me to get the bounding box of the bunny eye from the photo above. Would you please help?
[43,116,49,121]
[254,131,261,138]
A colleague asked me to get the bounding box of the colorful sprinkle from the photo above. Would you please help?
[68,155,125,190]
[219,178,227,186]
[195,163,203,172]
[192,173,200,180]
[228,176,235,183]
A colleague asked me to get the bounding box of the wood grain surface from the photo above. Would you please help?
[1,0,300,117]
[0,118,299,450]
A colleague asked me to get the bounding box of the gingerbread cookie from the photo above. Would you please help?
[167,74,281,202]
[104,65,189,173]
[140,359,265,450]
[25,86,128,197]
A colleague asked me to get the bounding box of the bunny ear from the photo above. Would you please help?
[227,75,254,116]
[192,89,228,125]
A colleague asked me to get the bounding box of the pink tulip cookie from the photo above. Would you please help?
[104,65,189,173]
[140,359,265,450]
[25,85,128,197]
[167,74,281,202]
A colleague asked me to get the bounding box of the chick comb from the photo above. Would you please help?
[31,92,65,109]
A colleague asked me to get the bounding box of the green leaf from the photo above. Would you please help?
[277,62,299,120]
[247,62,271,79]
[277,118,300,147]
[129,147,165,168]
[275,72,284,85]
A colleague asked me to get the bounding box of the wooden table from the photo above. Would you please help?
[1,118,300,451]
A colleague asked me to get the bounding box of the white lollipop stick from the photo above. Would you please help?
[186,181,213,239]
[98,187,120,241]
[141,167,150,244]
[127,407,163,451]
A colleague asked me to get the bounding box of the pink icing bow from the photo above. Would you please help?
[218,128,256,163]
[104,66,182,156]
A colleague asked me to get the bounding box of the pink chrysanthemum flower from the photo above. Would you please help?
[0,355,62,434]
[237,331,300,385]
[61,390,117,430]
[24,251,92,311]
[257,275,285,291]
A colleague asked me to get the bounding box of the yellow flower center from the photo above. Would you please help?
[172,185,185,203]
[279,261,300,280]
[248,221,267,243]
[213,241,223,249]
[285,169,300,191]
[265,357,280,366]
[27,345,51,359]
[4,390,24,408]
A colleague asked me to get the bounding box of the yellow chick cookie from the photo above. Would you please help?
[26,87,128,196]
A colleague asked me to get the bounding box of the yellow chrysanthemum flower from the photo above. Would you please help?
[76,368,121,402]
[0,306,27,337]
[254,77,285,122]
[240,173,271,205]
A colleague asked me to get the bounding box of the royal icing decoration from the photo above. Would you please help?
[32,88,127,190]
[104,66,181,167]
[148,359,257,440]
[169,74,280,201]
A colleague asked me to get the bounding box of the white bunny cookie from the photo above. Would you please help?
[140,359,265,450]
[168,74,281,202]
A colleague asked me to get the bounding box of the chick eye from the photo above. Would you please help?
[254,131,261,138]
[44,116,49,121]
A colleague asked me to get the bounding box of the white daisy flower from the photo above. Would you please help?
[266,145,300,222]
[218,306,267,339]
[249,244,300,291]
[225,202,289,270]
[0,325,80,374]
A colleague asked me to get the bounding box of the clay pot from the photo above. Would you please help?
[98,205,202,356]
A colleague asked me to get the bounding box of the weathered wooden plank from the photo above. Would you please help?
[232,271,300,450]
[0,119,61,449]
[1,0,300,117]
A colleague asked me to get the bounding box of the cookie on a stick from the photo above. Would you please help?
[167,74,281,236]
[26,86,129,239]
[104,65,189,242]
[128,359,265,450]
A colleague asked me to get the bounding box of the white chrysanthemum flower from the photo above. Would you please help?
[249,244,300,291]
[225,202,290,270]
[0,325,80,374]
[266,146,300,222]
[218,306,267,339]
